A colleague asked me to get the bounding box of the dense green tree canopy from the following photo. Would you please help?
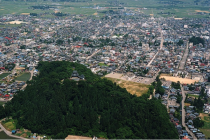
[3,61,178,139]
[189,36,205,46]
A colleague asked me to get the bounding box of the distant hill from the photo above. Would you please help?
[2,61,178,139]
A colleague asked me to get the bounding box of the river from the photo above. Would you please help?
[0,131,18,139]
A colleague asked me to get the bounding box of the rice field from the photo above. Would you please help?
[0,0,209,18]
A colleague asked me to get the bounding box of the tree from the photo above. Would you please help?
[208,77,210,82]
[20,45,26,49]
[189,36,204,46]
[56,39,64,45]
[3,61,179,139]
[193,118,204,128]
[177,40,183,46]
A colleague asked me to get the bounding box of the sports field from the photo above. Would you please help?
[159,75,199,84]
[15,73,31,81]
[0,73,11,80]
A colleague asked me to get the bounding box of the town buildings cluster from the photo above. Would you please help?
[0,8,210,139]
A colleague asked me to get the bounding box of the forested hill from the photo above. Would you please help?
[2,61,178,139]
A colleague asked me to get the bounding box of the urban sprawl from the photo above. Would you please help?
[0,9,210,139]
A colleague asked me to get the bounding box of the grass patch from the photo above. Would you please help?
[0,101,6,106]
[199,113,210,138]
[0,73,11,79]
[0,24,22,28]
[2,119,16,131]
[105,77,149,96]
[188,94,199,98]
[199,129,210,138]
[98,63,108,67]
[15,73,30,81]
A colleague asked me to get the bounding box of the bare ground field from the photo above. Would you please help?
[105,73,123,79]
[184,103,191,107]
[65,135,92,139]
[105,77,149,97]
[159,75,199,84]
[195,10,210,13]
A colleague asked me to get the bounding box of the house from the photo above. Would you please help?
[70,70,85,81]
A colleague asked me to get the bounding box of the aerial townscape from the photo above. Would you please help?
[0,0,210,139]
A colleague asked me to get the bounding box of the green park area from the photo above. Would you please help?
[15,73,30,81]
[0,73,11,80]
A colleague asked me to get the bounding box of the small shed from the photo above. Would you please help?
[12,130,16,134]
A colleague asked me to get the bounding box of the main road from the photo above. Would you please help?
[86,49,101,60]
[179,42,189,70]
[147,27,164,67]
[181,86,197,139]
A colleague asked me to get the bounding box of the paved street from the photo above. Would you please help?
[181,86,197,140]
[179,42,189,70]
[147,27,163,67]
[86,49,101,60]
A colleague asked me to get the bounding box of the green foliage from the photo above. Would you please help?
[20,45,26,49]
[193,97,204,112]
[176,94,182,103]
[193,118,204,128]
[54,12,67,17]
[189,36,205,46]
[4,62,178,139]
[208,77,210,82]
[139,42,142,46]
[155,75,165,95]
[171,82,181,89]
[56,39,64,45]
[177,40,183,46]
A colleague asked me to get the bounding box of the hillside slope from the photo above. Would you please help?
[3,61,178,139]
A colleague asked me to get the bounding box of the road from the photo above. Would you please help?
[181,86,197,140]
[147,27,163,67]
[86,49,101,60]
[0,121,29,140]
[179,42,189,70]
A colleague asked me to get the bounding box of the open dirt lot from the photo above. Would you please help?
[65,135,92,140]
[159,75,199,84]
[195,10,210,13]
[105,77,149,97]
[105,73,123,79]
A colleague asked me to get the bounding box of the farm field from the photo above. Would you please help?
[105,77,149,97]
[15,73,30,81]
[0,73,11,80]
[0,0,209,18]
